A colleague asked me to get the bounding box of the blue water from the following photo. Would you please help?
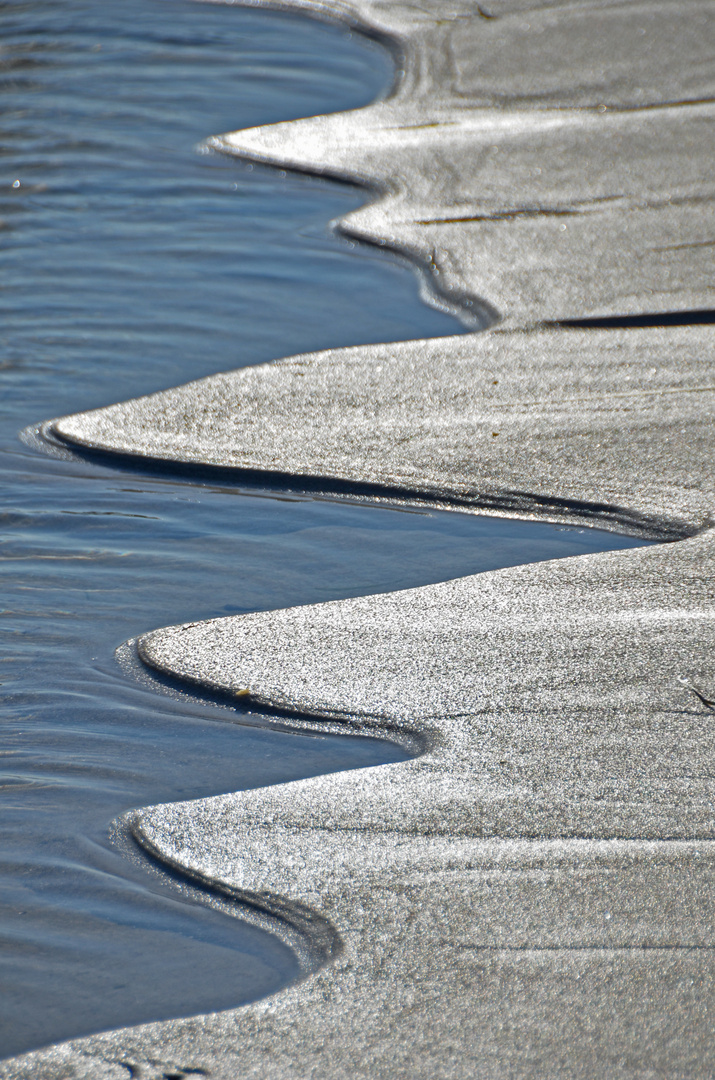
[0,0,651,1060]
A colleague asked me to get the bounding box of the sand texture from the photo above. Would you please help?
[7,1,715,1077]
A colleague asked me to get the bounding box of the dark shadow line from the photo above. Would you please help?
[112,817,343,976]
[206,144,499,331]
[37,422,696,543]
[118,636,430,755]
[551,310,715,329]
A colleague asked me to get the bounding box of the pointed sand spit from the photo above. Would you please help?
[8,1,715,1077]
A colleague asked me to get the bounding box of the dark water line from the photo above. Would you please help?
[113,817,343,975]
[552,309,715,328]
[117,637,431,752]
[330,221,501,331]
[205,126,498,331]
[36,421,692,542]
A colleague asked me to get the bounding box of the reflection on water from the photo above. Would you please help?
[0,0,652,1061]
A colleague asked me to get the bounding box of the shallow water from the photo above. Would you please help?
[0,0,652,1060]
